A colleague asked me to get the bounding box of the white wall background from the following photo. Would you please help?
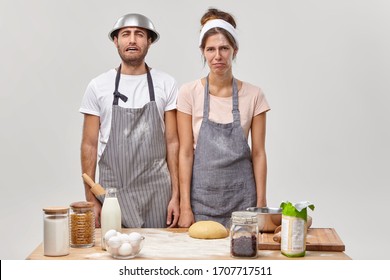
[0,0,389,260]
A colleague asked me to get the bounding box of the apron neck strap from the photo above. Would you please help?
[145,63,155,102]
[203,75,240,123]
[113,63,155,105]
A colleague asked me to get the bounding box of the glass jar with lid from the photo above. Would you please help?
[69,201,95,248]
[43,207,70,256]
[230,211,258,258]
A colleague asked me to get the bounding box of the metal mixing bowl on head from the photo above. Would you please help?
[246,207,282,233]
[108,13,160,43]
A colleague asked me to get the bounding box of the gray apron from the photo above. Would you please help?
[191,76,256,227]
[98,64,171,228]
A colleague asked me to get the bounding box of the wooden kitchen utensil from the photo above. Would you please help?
[272,226,282,243]
[82,173,106,197]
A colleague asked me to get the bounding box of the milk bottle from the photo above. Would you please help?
[101,187,122,250]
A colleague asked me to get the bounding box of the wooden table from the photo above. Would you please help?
[27,228,351,260]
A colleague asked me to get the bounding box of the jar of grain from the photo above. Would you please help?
[70,201,95,248]
[230,211,258,258]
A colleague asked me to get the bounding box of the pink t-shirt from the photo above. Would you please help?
[177,79,270,148]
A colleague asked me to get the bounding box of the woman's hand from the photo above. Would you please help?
[178,208,195,228]
[166,197,180,228]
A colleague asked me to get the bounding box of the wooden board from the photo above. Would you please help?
[258,228,345,252]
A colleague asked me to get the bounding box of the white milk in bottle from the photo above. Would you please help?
[100,187,122,250]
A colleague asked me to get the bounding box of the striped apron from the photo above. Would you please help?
[98,64,171,228]
[191,76,257,227]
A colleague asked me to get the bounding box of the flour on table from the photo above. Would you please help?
[138,229,230,259]
[85,252,110,259]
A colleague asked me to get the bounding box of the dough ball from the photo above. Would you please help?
[188,221,229,239]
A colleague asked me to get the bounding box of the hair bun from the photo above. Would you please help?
[200,8,236,28]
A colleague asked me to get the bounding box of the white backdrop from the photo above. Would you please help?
[0,0,389,260]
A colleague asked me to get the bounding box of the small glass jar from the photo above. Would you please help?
[43,207,70,256]
[230,211,258,258]
[69,201,95,248]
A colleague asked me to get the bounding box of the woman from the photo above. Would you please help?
[177,8,270,227]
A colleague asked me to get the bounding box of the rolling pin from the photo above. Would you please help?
[82,173,106,197]
[273,226,282,243]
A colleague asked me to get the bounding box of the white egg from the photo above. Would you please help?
[104,229,118,241]
[107,236,122,248]
[119,233,131,243]
[118,243,133,256]
[128,232,142,246]
[129,232,142,241]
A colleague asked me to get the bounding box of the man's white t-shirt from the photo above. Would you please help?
[80,68,178,158]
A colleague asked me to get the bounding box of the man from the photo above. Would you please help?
[80,13,179,228]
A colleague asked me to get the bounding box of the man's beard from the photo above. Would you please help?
[117,46,149,67]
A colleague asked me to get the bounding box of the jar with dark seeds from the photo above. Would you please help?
[230,211,258,258]
[231,234,257,257]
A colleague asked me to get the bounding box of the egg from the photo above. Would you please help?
[128,232,142,246]
[128,232,144,251]
[104,229,118,241]
[107,236,122,248]
[119,233,131,243]
[118,243,133,256]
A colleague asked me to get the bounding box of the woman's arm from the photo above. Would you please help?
[251,112,268,207]
[177,111,196,227]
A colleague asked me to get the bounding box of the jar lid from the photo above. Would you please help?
[70,201,94,209]
[231,211,257,224]
[43,207,69,214]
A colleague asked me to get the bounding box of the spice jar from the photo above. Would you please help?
[70,201,95,248]
[230,211,258,258]
[43,207,70,256]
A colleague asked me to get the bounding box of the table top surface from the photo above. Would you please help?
[27,228,351,260]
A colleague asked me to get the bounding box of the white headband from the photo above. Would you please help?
[199,19,239,48]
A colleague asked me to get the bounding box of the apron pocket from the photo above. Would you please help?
[192,182,248,217]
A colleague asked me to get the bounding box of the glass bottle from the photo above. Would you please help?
[43,207,69,256]
[100,187,122,250]
[70,201,95,248]
[230,211,258,258]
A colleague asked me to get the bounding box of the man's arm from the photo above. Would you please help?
[164,109,180,227]
[81,114,102,227]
